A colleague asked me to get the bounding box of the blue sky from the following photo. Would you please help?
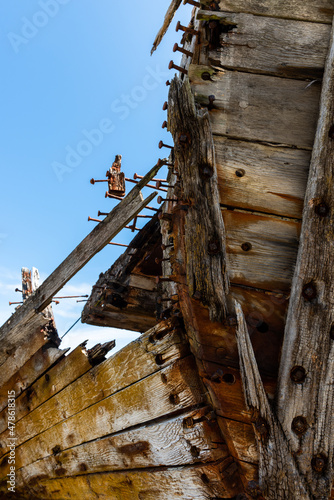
[0,0,192,353]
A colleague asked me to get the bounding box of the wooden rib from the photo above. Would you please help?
[188,64,321,149]
[276,20,334,498]
[197,10,330,79]
[200,0,334,24]
[215,137,310,219]
[11,459,240,500]
[16,407,227,485]
[0,356,202,478]
[0,163,161,370]
[151,0,182,55]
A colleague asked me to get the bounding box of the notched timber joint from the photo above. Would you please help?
[86,340,116,366]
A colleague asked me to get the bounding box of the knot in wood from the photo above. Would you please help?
[311,454,327,473]
[291,416,308,435]
[302,282,317,301]
[290,365,306,384]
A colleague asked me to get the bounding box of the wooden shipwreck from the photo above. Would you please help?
[1,1,334,498]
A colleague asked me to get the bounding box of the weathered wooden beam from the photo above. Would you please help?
[197,10,330,79]
[151,0,182,55]
[0,164,160,369]
[276,21,334,499]
[189,64,321,149]
[200,0,334,24]
[234,300,310,499]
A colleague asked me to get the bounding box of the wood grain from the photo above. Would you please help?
[276,21,334,498]
[13,459,240,500]
[198,10,330,79]
[0,163,161,369]
[214,136,310,219]
[0,356,202,478]
[200,0,334,24]
[189,64,321,149]
[16,407,227,484]
[223,209,301,291]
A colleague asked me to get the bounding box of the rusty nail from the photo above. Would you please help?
[311,455,327,473]
[162,120,168,129]
[54,295,88,299]
[302,282,316,301]
[168,60,188,75]
[241,242,252,252]
[9,301,23,305]
[290,365,306,384]
[162,101,168,111]
[108,242,129,247]
[90,178,108,184]
[173,43,193,58]
[315,202,329,217]
[156,276,173,284]
[157,196,178,204]
[161,243,174,250]
[97,211,108,217]
[88,216,102,223]
[133,173,167,183]
[15,288,23,293]
[155,257,170,265]
[125,177,167,192]
[176,20,199,36]
[105,192,123,200]
[291,416,308,436]
[166,80,171,86]
[159,140,173,150]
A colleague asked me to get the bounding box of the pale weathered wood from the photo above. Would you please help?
[234,300,309,499]
[201,0,334,24]
[223,208,301,291]
[276,21,334,499]
[218,417,258,464]
[0,356,202,478]
[198,10,330,79]
[151,0,182,54]
[214,136,310,218]
[168,77,229,322]
[0,344,92,437]
[13,459,240,500]
[0,164,161,368]
[0,345,68,413]
[0,316,59,387]
[189,64,321,149]
[0,320,188,452]
[16,407,227,485]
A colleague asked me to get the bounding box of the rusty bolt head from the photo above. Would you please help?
[178,132,190,146]
[311,455,327,473]
[290,365,306,384]
[302,282,316,301]
[162,101,168,111]
[315,202,329,217]
[291,416,308,436]
[90,178,95,185]
[254,417,269,436]
[201,71,211,81]
[162,120,167,129]
[241,242,252,252]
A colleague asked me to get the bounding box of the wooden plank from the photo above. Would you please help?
[0,315,56,387]
[0,319,188,446]
[11,459,240,500]
[189,65,321,149]
[0,163,161,369]
[200,0,334,24]
[198,10,330,79]
[16,407,228,485]
[0,344,92,436]
[275,21,334,498]
[0,345,68,413]
[223,209,301,291]
[0,356,202,477]
[214,136,310,218]
[218,417,258,464]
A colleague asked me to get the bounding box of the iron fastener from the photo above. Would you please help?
[168,60,188,75]
[173,43,193,58]
[159,140,173,150]
[176,20,199,36]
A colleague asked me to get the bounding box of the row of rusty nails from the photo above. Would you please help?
[14,291,88,300]
[87,216,140,231]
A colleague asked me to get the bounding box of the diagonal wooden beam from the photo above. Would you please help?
[0,164,161,369]
[275,21,334,499]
